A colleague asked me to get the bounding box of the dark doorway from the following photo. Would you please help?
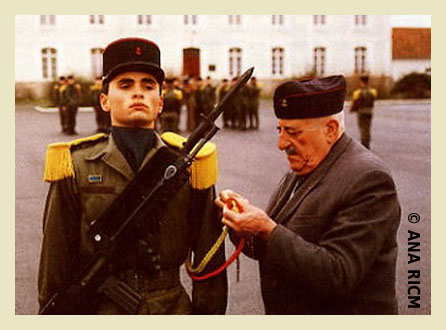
[183,48,200,78]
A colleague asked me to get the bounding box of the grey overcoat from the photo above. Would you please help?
[253,133,401,314]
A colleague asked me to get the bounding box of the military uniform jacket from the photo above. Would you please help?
[255,134,400,314]
[38,133,227,314]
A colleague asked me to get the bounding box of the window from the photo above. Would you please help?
[313,47,326,76]
[90,15,104,24]
[40,15,55,26]
[41,48,57,80]
[272,47,284,75]
[313,15,326,25]
[228,15,241,25]
[91,48,104,77]
[184,15,197,25]
[272,15,283,25]
[355,47,367,74]
[229,48,242,77]
[137,15,152,25]
[355,15,367,26]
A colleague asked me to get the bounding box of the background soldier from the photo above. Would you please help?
[54,76,68,133]
[90,76,111,133]
[63,75,82,135]
[351,75,378,149]
[160,77,183,133]
[217,79,230,128]
[228,77,240,129]
[247,77,261,129]
[202,76,216,117]
[194,77,205,125]
[237,84,250,130]
[183,77,198,132]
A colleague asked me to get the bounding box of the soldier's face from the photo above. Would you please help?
[100,71,163,129]
[277,118,334,175]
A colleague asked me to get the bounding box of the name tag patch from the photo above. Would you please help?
[88,175,103,183]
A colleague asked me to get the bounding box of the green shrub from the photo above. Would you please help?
[391,72,431,99]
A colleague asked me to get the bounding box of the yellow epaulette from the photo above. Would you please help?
[174,89,183,100]
[90,83,102,91]
[43,133,107,182]
[161,132,218,190]
[352,89,361,101]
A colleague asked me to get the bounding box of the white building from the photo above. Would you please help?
[15,15,392,86]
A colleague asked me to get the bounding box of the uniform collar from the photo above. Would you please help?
[85,133,166,181]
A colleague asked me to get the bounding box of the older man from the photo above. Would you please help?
[216,76,401,314]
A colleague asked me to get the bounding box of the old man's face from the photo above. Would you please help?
[277,117,335,175]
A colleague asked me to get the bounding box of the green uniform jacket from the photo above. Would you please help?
[38,133,227,314]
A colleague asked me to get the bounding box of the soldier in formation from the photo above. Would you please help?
[54,76,68,133]
[90,76,111,133]
[159,77,183,133]
[247,77,261,129]
[63,75,82,135]
[350,75,378,149]
[145,74,261,133]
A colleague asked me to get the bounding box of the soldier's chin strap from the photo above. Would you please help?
[185,199,246,281]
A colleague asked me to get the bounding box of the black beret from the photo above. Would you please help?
[102,37,165,85]
[273,75,347,119]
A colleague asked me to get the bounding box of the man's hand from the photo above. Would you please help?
[215,189,277,241]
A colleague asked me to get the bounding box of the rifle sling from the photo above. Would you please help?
[88,145,188,248]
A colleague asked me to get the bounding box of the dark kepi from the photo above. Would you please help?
[102,37,165,85]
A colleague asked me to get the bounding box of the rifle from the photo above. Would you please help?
[39,67,254,315]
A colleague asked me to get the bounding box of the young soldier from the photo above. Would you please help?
[38,38,227,314]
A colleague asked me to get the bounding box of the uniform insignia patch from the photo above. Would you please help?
[88,175,103,183]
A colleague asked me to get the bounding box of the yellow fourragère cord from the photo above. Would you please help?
[186,199,240,275]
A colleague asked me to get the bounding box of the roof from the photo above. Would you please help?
[392,28,431,60]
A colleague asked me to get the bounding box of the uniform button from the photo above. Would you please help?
[147,248,153,254]
[154,264,161,271]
